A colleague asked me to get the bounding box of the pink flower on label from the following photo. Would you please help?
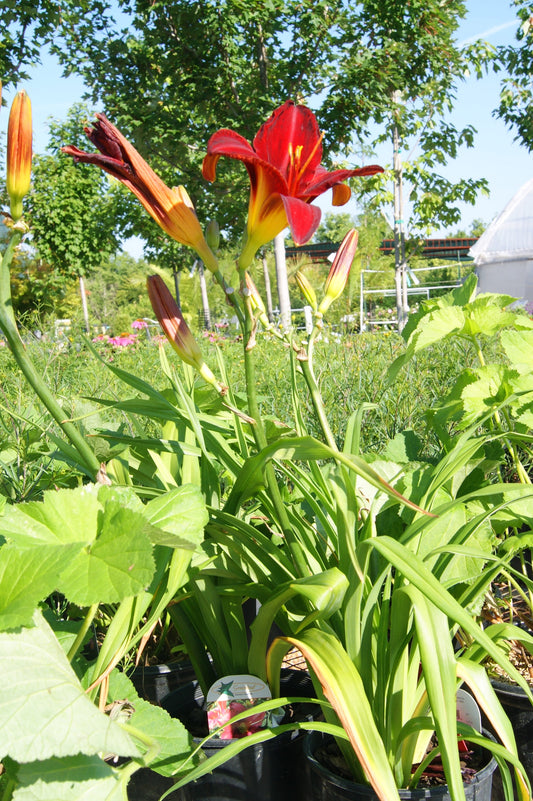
[227,701,266,738]
[207,699,266,739]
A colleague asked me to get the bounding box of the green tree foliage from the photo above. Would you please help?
[26,104,120,294]
[85,251,153,333]
[0,1,108,87]
[495,0,533,150]
[47,0,495,244]
[321,1,492,233]
[314,212,355,244]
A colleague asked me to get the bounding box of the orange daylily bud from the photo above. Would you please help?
[295,271,317,312]
[318,229,359,315]
[7,90,32,221]
[63,115,219,272]
[147,275,223,390]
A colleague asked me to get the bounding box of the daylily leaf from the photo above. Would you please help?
[224,435,429,516]
[0,611,140,763]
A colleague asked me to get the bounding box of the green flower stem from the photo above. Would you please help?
[67,603,99,663]
[213,268,245,326]
[473,336,531,484]
[298,351,339,453]
[240,287,309,578]
[1,777,15,801]
[307,321,322,370]
[0,229,100,478]
[0,227,21,327]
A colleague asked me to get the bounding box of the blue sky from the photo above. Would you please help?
[2,0,530,252]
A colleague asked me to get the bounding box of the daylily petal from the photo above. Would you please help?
[202,129,263,181]
[281,195,322,246]
[303,164,384,202]
[237,161,290,269]
[253,100,322,183]
[7,90,32,221]
[63,115,218,272]
[331,184,352,206]
[147,274,223,390]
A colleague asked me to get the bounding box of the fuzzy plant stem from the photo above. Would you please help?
[240,287,309,577]
[0,229,100,478]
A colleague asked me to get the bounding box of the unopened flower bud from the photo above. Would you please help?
[245,273,271,330]
[318,229,359,315]
[295,271,317,312]
[147,274,223,391]
[206,220,220,252]
[7,90,32,221]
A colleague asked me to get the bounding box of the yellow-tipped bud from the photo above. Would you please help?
[147,274,222,391]
[7,90,32,221]
[318,229,359,315]
[245,273,271,330]
[295,270,318,311]
[245,273,266,314]
[206,220,220,252]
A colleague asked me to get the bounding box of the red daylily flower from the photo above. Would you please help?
[62,115,218,272]
[203,100,383,269]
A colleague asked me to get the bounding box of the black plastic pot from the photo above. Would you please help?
[303,731,497,801]
[128,660,196,704]
[491,680,533,801]
[160,668,316,801]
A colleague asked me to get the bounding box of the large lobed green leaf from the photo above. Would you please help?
[0,485,155,617]
[0,611,139,764]
[13,757,122,801]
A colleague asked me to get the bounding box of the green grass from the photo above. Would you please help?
[0,327,484,503]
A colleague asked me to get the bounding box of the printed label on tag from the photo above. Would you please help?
[456,688,482,732]
[206,674,273,739]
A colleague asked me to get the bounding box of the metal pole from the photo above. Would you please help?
[392,90,408,333]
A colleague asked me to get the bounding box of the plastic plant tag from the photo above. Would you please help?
[456,688,482,732]
[206,674,282,739]
[456,688,482,753]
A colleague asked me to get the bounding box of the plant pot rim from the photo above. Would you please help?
[303,730,497,798]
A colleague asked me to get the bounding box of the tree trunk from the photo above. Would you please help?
[262,251,274,323]
[274,232,291,329]
[79,274,90,334]
[198,260,211,329]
